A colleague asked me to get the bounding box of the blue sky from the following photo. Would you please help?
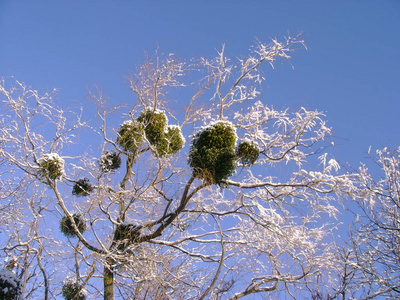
[1,0,399,167]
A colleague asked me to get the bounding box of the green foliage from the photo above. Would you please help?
[137,109,167,147]
[72,178,93,197]
[116,120,144,153]
[60,214,87,238]
[139,109,185,156]
[0,269,21,300]
[62,280,86,300]
[157,125,185,156]
[38,153,65,180]
[116,109,184,157]
[99,150,121,172]
[236,140,260,166]
[189,121,237,185]
[165,125,185,154]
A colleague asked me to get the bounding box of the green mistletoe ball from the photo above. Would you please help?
[189,121,237,185]
[99,150,121,172]
[72,178,93,197]
[236,140,260,166]
[116,120,144,153]
[117,109,184,157]
[62,279,86,300]
[38,153,65,180]
[156,125,185,156]
[60,214,87,238]
[137,109,167,148]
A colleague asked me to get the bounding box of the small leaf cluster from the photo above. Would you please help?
[62,279,86,300]
[154,125,185,156]
[189,121,237,185]
[117,109,184,156]
[72,178,93,197]
[38,153,65,180]
[99,150,121,172]
[137,109,167,150]
[236,140,260,166]
[0,269,21,300]
[60,214,87,238]
[116,120,144,154]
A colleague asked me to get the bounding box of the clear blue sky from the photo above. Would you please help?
[1,1,399,166]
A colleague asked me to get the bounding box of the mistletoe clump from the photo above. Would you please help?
[116,120,144,154]
[38,153,65,180]
[165,125,185,154]
[62,279,87,300]
[156,125,186,156]
[72,178,93,197]
[99,150,121,172]
[137,109,168,147]
[60,214,87,238]
[189,121,237,185]
[116,109,184,157]
[137,109,185,156]
[0,269,21,300]
[236,140,260,166]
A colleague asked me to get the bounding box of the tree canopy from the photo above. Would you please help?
[0,35,396,299]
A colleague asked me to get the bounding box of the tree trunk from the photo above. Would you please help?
[103,265,114,300]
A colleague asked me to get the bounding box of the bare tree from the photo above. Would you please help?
[0,35,358,299]
[347,147,400,299]
[308,147,400,300]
